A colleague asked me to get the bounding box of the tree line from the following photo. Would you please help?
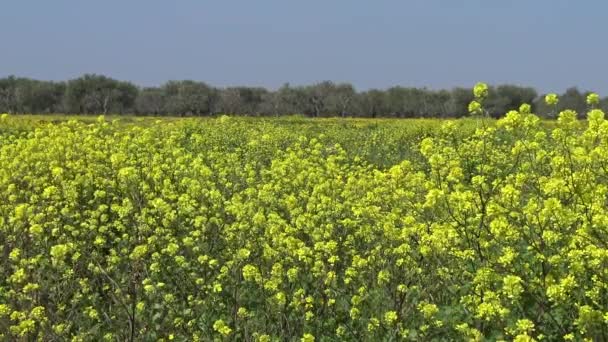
[1,74,606,118]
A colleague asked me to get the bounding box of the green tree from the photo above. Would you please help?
[135,87,166,115]
[162,80,218,116]
[64,74,138,114]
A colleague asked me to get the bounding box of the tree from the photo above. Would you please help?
[356,89,388,118]
[559,87,587,117]
[277,84,309,115]
[403,88,429,117]
[135,87,166,115]
[235,87,268,115]
[447,87,474,118]
[385,86,406,118]
[0,76,19,113]
[0,77,66,114]
[386,87,432,118]
[162,80,218,116]
[302,81,337,117]
[600,96,608,113]
[424,90,452,118]
[326,83,356,117]
[485,85,537,118]
[64,74,138,114]
[259,91,282,117]
[217,88,244,115]
[0,74,599,119]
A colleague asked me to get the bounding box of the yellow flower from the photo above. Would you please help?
[418,303,439,319]
[237,307,249,318]
[367,317,380,332]
[213,319,232,336]
[468,100,482,115]
[9,248,21,262]
[473,82,489,99]
[502,275,524,299]
[519,103,532,114]
[242,264,262,283]
[545,93,559,106]
[0,304,10,317]
[130,245,148,260]
[50,244,72,264]
[586,92,600,106]
[301,333,315,342]
[384,311,398,325]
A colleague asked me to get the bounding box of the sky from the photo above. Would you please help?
[1,1,606,94]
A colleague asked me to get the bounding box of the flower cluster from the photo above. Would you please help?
[545,93,559,106]
[587,92,600,106]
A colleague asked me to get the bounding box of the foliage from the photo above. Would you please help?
[0,100,607,340]
[3,75,607,118]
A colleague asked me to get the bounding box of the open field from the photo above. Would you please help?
[0,115,480,169]
[0,113,607,340]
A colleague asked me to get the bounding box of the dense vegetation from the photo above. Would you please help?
[1,88,608,340]
[2,75,607,118]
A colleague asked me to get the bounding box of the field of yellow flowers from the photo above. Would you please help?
[1,90,608,340]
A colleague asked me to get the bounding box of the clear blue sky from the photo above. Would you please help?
[1,1,606,94]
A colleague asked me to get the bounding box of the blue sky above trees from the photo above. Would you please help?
[1,0,606,93]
